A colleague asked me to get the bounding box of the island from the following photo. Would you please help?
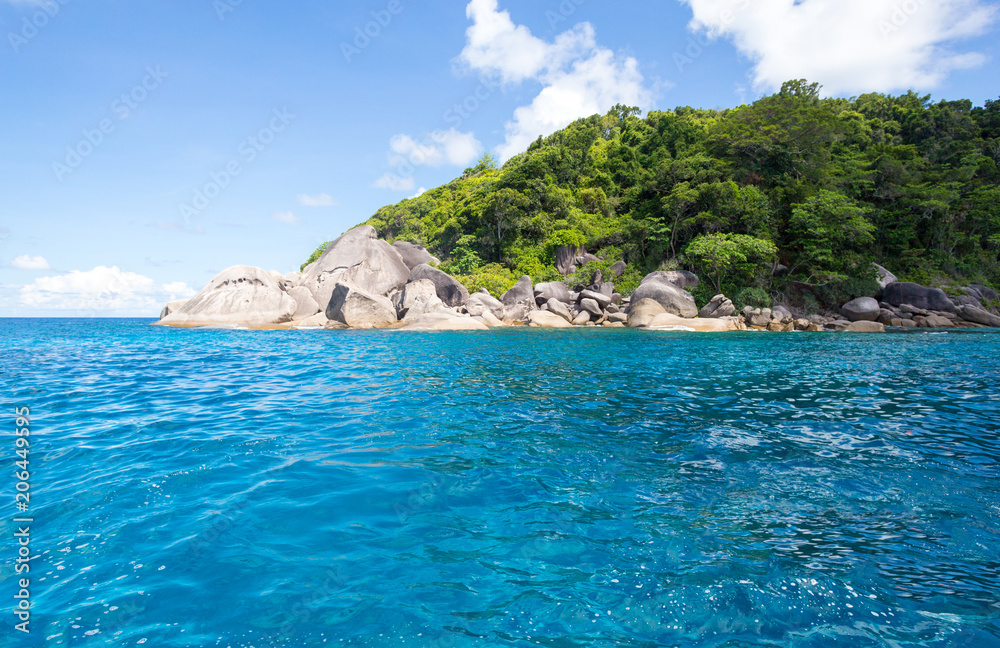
[157,82,1000,332]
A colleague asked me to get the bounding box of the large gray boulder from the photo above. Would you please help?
[640,270,700,290]
[748,309,772,328]
[288,286,321,318]
[528,310,574,328]
[847,320,886,333]
[398,312,488,331]
[534,281,572,305]
[881,282,956,313]
[957,305,1000,328]
[917,314,953,328]
[159,298,190,321]
[408,263,469,307]
[282,270,302,286]
[501,276,536,322]
[873,264,898,289]
[545,298,574,323]
[646,313,732,333]
[579,289,611,310]
[397,279,445,321]
[301,225,410,310]
[963,284,999,308]
[292,312,331,328]
[326,283,397,329]
[626,298,667,328]
[840,297,880,322]
[954,295,982,309]
[393,241,440,270]
[579,298,602,317]
[473,309,505,328]
[772,305,794,323]
[157,266,296,327]
[699,294,735,319]
[555,246,578,275]
[610,261,627,278]
[630,277,698,318]
[466,292,505,320]
[267,270,286,287]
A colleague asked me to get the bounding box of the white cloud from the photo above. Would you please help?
[682,0,998,96]
[499,49,648,161]
[20,266,196,314]
[409,187,428,199]
[461,0,593,83]
[386,129,484,169]
[373,173,416,192]
[11,255,50,270]
[460,0,651,161]
[272,211,301,225]
[297,193,337,207]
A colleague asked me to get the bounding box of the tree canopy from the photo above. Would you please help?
[318,82,1000,305]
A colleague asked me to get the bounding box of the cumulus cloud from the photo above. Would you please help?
[373,173,416,191]
[11,255,50,270]
[373,128,482,191]
[297,193,337,207]
[20,266,196,314]
[460,0,651,161]
[682,0,998,95]
[272,211,301,225]
[410,187,428,199]
[389,128,483,168]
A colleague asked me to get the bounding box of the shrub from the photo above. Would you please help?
[456,263,519,297]
[735,287,772,309]
[440,234,482,276]
[684,233,777,294]
[301,241,331,271]
[543,229,587,257]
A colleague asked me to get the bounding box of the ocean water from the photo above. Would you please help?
[2,319,999,648]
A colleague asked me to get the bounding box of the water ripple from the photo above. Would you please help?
[1,320,999,646]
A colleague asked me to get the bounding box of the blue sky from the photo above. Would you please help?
[1,0,998,317]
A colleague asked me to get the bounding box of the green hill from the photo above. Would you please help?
[307,80,1000,310]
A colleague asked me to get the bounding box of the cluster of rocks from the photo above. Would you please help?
[830,283,1000,330]
[155,225,733,332]
[716,278,1000,334]
[732,304,829,332]
[156,225,999,334]
[158,225,486,330]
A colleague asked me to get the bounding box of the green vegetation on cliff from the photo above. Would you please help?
[314,81,1000,306]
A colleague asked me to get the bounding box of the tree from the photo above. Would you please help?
[788,190,875,279]
[685,233,777,294]
[464,153,499,177]
[480,187,530,261]
[708,79,844,186]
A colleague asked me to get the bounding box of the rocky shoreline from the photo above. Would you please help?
[155,225,1000,333]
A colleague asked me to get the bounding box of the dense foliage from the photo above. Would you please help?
[325,81,1000,305]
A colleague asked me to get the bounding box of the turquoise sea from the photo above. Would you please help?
[2,319,999,647]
